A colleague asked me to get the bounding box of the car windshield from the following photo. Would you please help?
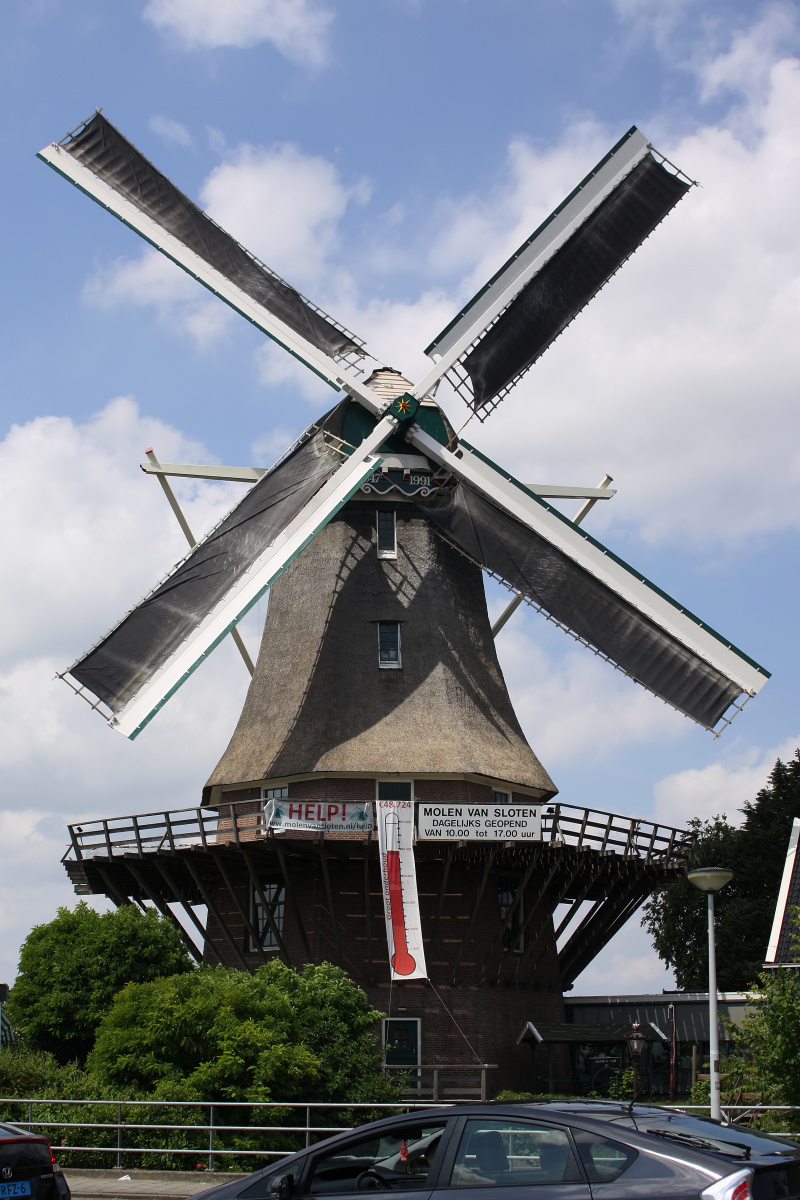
[633,1115,798,1158]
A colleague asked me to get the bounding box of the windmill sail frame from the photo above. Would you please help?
[418,129,694,417]
[42,114,768,740]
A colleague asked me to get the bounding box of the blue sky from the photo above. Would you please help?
[2,0,799,994]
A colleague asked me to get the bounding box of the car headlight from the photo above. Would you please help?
[701,1168,754,1200]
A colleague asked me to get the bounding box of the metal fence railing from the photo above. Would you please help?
[0,1098,449,1170]
[3,1098,800,1172]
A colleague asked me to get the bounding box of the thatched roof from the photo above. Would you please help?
[205,496,556,800]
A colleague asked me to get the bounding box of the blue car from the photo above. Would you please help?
[189,1101,800,1200]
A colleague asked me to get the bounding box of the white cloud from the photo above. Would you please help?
[85,141,367,345]
[84,251,232,347]
[457,57,800,547]
[148,114,192,146]
[571,918,675,994]
[200,142,368,286]
[697,4,800,106]
[495,613,686,767]
[143,0,334,65]
[652,733,800,827]
[0,399,259,982]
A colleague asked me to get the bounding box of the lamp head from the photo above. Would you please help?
[625,1020,647,1060]
[687,866,733,893]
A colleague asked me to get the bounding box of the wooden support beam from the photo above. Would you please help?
[211,853,270,964]
[500,859,563,982]
[556,868,644,982]
[152,858,222,965]
[275,846,312,963]
[240,847,292,966]
[552,870,597,941]
[559,872,652,986]
[94,863,132,908]
[124,860,203,964]
[476,848,541,984]
[449,848,497,985]
[184,857,249,970]
[509,859,589,984]
[318,835,341,964]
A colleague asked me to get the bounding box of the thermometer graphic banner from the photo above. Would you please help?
[376,801,428,981]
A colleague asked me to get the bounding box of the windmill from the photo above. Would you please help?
[46,113,768,1094]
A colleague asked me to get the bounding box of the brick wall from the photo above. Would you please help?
[203,776,568,1093]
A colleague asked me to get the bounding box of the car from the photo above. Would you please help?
[0,1123,70,1200]
[188,1101,800,1200]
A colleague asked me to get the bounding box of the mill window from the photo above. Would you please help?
[262,786,288,800]
[377,781,412,801]
[376,509,397,559]
[378,621,401,668]
[492,790,509,804]
[498,885,524,953]
[252,882,285,951]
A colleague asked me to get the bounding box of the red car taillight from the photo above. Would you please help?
[701,1168,753,1200]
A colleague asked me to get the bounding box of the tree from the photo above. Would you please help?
[737,966,800,1108]
[86,961,397,1104]
[7,902,193,1062]
[642,751,800,990]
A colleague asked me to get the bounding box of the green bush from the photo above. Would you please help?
[7,903,193,1063]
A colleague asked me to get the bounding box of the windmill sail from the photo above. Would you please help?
[421,128,692,416]
[67,405,396,739]
[410,432,769,731]
[38,113,369,383]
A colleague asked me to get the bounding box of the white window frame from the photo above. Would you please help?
[262,786,288,800]
[378,621,402,669]
[376,509,397,560]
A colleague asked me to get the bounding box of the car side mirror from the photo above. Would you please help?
[270,1175,294,1200]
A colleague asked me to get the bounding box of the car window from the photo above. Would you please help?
[239,1162,299,1199]
[570,1131,637,1182]
[448,1119,580,1188]
[306,1124,448,1194]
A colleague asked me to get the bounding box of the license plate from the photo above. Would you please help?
[0,1184,32,1197]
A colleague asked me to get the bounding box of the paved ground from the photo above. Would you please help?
[63,1168,248,1200]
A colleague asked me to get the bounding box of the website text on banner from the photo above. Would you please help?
[376,800,428,981]
[417,803,542,841]
[264,800,373,831]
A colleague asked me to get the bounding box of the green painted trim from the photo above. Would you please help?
[126,453,385,739]
[459,439,770,680]
[38,152,340,391]
[424,127,642,356]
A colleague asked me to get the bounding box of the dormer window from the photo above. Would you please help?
[377,510,397,559]
[378,621,401,668]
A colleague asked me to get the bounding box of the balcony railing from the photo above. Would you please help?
[63,801,691,867]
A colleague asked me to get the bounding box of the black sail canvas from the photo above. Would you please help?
[420,482,745,730]
[69,410,348,714]
[61,113,361,361]
[461,154,690,410]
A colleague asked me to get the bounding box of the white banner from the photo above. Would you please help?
[265,799,373,831]
[376,800,428,981]
[417,803,542,841]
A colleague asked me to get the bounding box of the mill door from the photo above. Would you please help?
[384,1018,420,1067]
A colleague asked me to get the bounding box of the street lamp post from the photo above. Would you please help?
[625,1020,647,1102]
[687,866,733,1122]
